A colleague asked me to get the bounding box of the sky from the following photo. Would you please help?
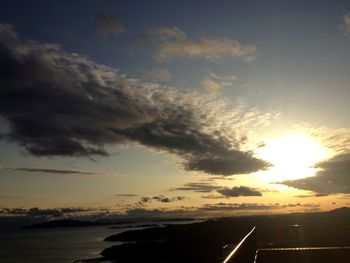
[1,0,350,221]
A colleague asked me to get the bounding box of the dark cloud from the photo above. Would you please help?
[294,193,328,198]
[172,183,264,197]
[95,13,125,37]
[282,152,350,195]
[0,24,269,176]
[185,153,268,175]
[201,176,234,182]
[217,186,263,197]
[140,195,186,203]
[115,194,138,197]
[3,167,106,175]
[0,207,95,219]
[170,182,222,193]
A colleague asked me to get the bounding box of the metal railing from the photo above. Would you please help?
[221,226,256,263]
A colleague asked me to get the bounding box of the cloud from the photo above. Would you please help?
[217,186,263,197]
[95,13,125,37]
[342,12,350,37]
[201,194,225,199]
[0,202,321,221]
[302,125,350,153]
[130,26,257,62]
[115,194,138,197]
[185,153,268,175]
[172,183,264,197]
[200,175,234,182]
[294,194,327,198]
[282,152,350,195]
[140,195,186,203]
[170,182,222,193]
[109,202,320,219]
[141,67,172,81]
[2,167,107,175]
[0,207,95,218]
[0,23,270,176]
[202,72,236,93]
[198,202,320,212]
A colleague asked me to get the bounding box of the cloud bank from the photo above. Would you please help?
[0,207,95,219]
[0,202,320,220]
[0,23,269,176]
[282,152,350,195]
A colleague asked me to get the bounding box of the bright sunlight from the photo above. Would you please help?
[256,133,332,182]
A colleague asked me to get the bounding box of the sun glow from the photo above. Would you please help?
[256,133,331,182]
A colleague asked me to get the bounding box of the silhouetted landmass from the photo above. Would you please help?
[150,218,195,222]
[21,219,108,229]
[103,220,253,263]
[98,207,350,263]
[110,223,160,229]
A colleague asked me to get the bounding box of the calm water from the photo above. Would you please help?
[0,225,123,263]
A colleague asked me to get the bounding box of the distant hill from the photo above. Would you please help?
[328,206,350,215]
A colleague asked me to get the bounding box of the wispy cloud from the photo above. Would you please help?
[2,167,107,175]
[202,72,236,93]
[129,26,257,62]
[95,13,125,37]
[303,125,350,153]
[115,194,138,197]
[198,202,319,212]
[0,23,270,176]
[170,182,222,193]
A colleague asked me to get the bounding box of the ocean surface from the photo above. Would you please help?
[0,225,123,263]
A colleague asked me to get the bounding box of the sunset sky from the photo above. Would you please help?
[1,0,350,220]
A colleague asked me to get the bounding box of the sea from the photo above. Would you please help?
[0,225,122,263]
[0,220,199,263]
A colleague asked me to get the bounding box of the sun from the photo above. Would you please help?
[255,133,331,182]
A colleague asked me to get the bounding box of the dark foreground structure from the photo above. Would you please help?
[82,208,350,263]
